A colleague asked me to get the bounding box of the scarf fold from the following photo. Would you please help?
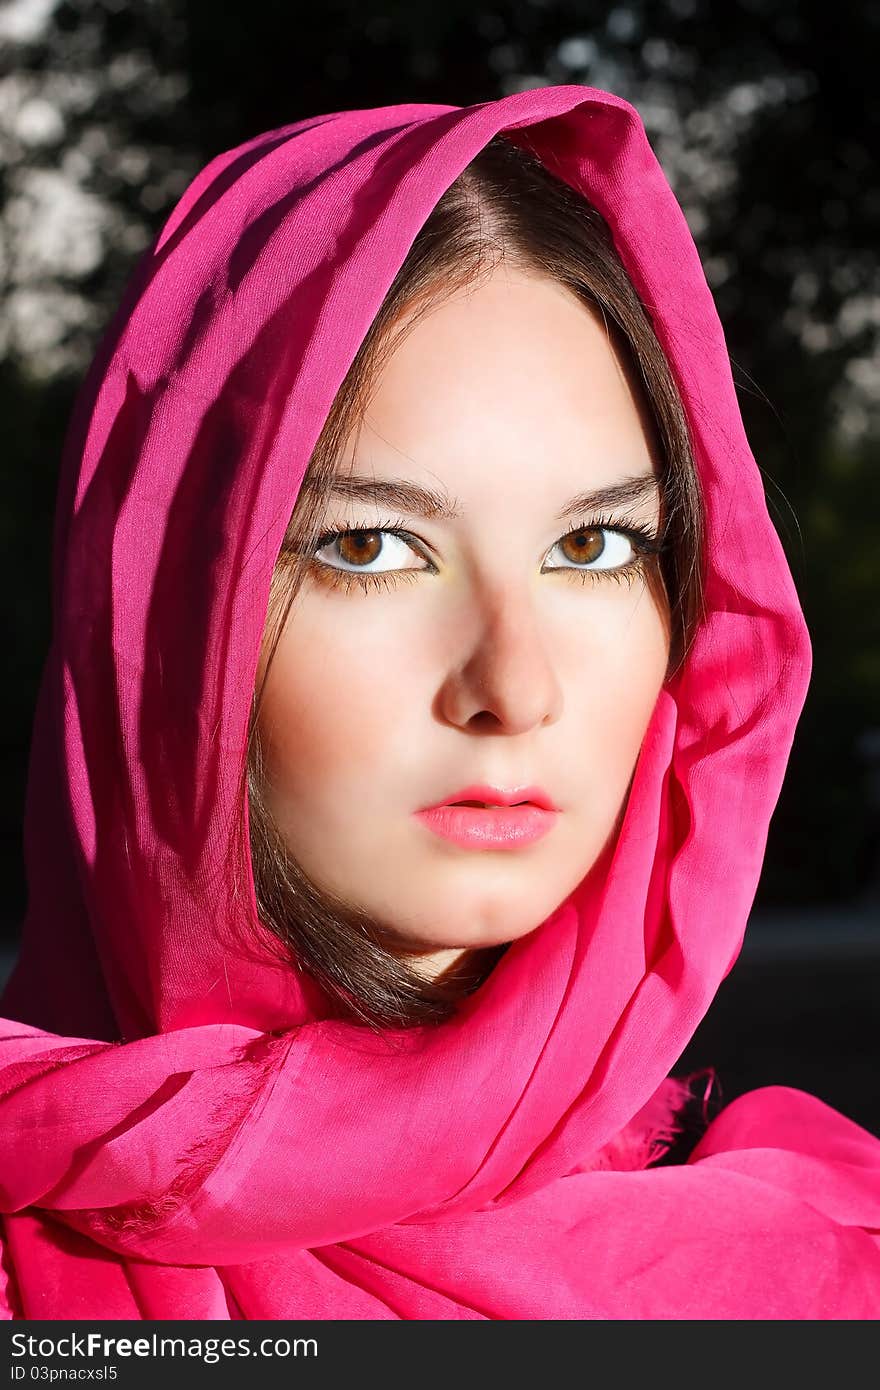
[1,84,877,1320]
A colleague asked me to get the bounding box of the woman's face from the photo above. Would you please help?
[256,264,671,979]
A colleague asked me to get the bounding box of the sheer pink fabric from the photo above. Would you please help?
[1,86,877,1319]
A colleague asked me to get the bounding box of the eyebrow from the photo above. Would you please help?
[303,471,660,522]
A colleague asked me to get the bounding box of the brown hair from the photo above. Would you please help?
[238,134,706,1034]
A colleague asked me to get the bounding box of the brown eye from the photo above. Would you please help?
[337,530,383,565]
[311,526,427,579]
[559,528,606,564]
[544,524,644,575]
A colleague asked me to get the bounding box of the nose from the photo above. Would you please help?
[436,584,564,735]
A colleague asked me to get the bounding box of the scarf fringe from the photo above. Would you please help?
[583,1067,722,1173]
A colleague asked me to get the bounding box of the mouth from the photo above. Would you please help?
[413,785,560,850]
[453,799,527,809]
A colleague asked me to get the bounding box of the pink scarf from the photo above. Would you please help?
[1,86,878,1320]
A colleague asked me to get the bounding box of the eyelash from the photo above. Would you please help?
[305,513,666,595]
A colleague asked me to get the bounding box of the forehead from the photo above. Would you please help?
[331,265,661,512]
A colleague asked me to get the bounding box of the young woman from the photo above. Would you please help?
[0,85,877,1319]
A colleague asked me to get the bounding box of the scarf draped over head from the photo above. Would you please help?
[1,85,878,1320]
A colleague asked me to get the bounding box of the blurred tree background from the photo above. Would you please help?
[1,0,879,938]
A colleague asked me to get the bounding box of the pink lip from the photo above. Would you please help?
[419,783,559,812]
[413,784,560,850]
[414,804,558,850]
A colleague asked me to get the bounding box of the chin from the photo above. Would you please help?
[428,913,547,952]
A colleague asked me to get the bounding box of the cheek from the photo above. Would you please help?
[256,609,410,801]
[576,593,669,784]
